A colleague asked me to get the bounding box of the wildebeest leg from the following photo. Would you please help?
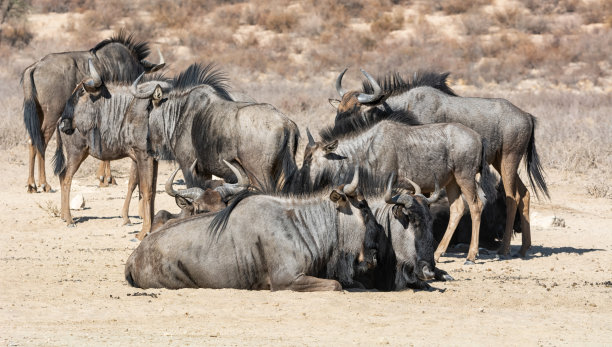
[96,161,106,187]
[105,161,117,185]
[59,150,88,226]
[434,182,464,262]
[27,143,37,193]
[282,274,342,292]
[121,161,139,226]
[38,125,54,192]
[498,155,521,256]
[517,179,531,257]
[456,177,483,264]
[134,157,158,241]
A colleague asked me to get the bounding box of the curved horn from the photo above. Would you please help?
[343,166,359,195]
[176,187,205,201]
[141,48,166,73]
[426,180,441,204]
[357,69,383,104]
[164,166,181,197]
[384,172,395,204]
[223,160,248,186]
[335,67,348,98]
[405,177,422,196]
[130,72,158,99]
[306,128,315,147]
[86,59,102,88]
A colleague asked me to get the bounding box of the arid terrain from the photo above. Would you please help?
[1,0,612,345]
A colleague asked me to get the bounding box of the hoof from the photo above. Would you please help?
[442,274,455,281]
[129,238,139,242]
[495,254,511,260]
[41,184,52,193]
[67,223,77,228]
[464,260,476,265]
[123,220,133,227]
[99,181,109,188]
[109,177,117,185]
[27,184,37,193]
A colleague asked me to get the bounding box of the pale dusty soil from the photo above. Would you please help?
[1,145,611,346]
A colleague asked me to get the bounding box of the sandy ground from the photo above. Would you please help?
[1,145,611,346]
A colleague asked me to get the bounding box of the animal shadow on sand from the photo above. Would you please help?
[437,244,604,263]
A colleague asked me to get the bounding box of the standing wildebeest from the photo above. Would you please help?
[55,61,161,240]
[125,169,387,291]
[297,114,489,264]
[333,69,549,258]
[128,63,299,192]
[21,30,164,193]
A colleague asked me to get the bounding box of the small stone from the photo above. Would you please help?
[70,194,85,210]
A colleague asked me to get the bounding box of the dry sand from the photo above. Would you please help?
[1,145,611,346]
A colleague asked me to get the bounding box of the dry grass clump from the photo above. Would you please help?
[259,9,299,33]
[437,0,493,14]
[370,9,404,35]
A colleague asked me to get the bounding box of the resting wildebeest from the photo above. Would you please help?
[151,160,249,232]
[125,168,386,291]
[55,61,161,240]
[296,114,490,264]
[333,69,549,258]
[21,30,164,193]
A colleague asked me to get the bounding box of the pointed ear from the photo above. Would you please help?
[323,140,338,154]
[153,85,163,101]
[329,189,345,203]
[392,205,403,218]
[328,98,341,108]
[175,195,194,212]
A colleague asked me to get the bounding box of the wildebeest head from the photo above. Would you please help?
[333,68,386,122]
[165,160,249,215]
[330,166,386,273]
[384,173,441,282]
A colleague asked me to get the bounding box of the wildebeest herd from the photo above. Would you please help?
[22,31,549,291]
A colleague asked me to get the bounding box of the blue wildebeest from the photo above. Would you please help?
[124,168,387,291]
[128,63,299,192]
[55,61,162,240]
[151,160,249,232]
[294,114,490,264]
[21,30,164,193]
[333,69,549,258]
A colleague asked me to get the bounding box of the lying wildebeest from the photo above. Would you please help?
[151,160,249,232]
[295,113,490,264]
[125,168,386,291]
[333,69,549,258]
[21,29,164,193]
[55,61,162,240]
[127,63,299,192]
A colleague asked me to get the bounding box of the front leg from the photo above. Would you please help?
[278,273,342,292]
[135,157,158,240]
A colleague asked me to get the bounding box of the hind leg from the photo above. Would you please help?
[105,161,117,185]
[434,182,465,262]
[121,161,139,226]
[517,179,531,257]
[27,143,37,193]
[456,177,483,264]
[498,155,522,256]
[37,127,55,192]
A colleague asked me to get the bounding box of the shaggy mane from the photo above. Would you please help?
[171,63,233,101]
[362,71,457,97]
[320,111,420,144]
[90,29,150,62]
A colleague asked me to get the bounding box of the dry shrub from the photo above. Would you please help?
[31,0,94,13]
[79,0,131,30]
[461,10,492,35]
[586,182,610,198]
[438,0,492,15]
[211,4,244,30]
[370,9,404,35]
[520,0,578,14]
[578,0,612,24]
[0,20,33,47]
[259,10,298,33]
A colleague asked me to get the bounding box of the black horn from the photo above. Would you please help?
[141,48,166,73]
[84,59,102,89]
[164,166,181,197]
[335,67,348,98]
[384,172,395,204]
[357,69,382,104]
[343,166,359,195]
[306,128,316,147]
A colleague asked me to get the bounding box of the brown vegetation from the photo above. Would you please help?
[0,0,610,181]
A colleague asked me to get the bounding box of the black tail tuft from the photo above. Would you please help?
[22,67,45,155]
[526,116,550,200]
[52,129,66,176]
[272,128,299,192]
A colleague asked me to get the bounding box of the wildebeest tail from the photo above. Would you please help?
[22,66,45,155]
[272,127,299,192]
[476,138,496,204]
[52,125,66,176]
[526,115,550,200]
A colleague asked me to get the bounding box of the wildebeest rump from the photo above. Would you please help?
[124,169,386,291]
[54,61,159,240]
[21,30,164,193]
[294,114,490,263]
[333,69,548,258]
